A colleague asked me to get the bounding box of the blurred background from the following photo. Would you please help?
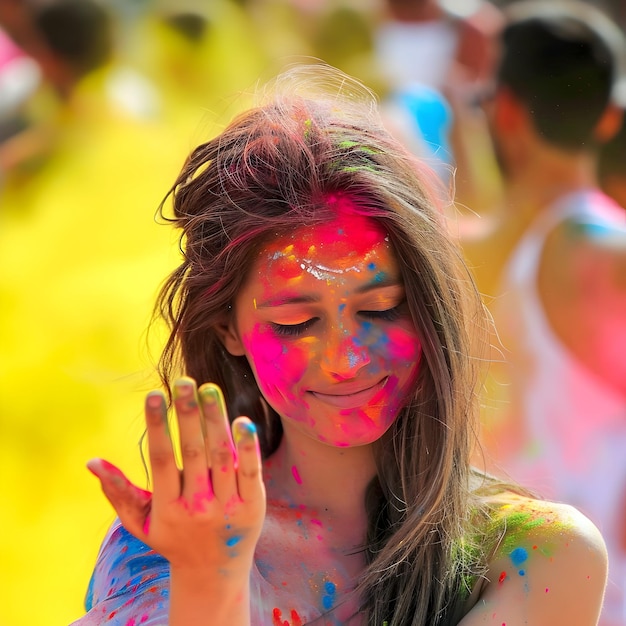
[1,1,625,625]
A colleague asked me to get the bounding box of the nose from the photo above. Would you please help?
[320,324,371,380]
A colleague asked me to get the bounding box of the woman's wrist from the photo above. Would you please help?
[169,565,251,626]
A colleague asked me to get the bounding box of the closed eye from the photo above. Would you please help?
[359,306,402,322]
[269,318,319,337]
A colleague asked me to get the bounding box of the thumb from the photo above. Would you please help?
[87,458,152,541]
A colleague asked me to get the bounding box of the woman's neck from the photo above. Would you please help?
[263,422,377,521]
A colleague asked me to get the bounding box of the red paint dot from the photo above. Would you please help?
[272,608,283,626]
[498,571,507,584]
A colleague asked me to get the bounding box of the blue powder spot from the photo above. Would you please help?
[509,547,528,568]
[226,535,242,547]
[127,554,166,576]
[347,345,359,368]
[367,262,376,271]
[338,303,346,313]
[518,569,526,576]
[322,581,336,610]
[373,271,386,283]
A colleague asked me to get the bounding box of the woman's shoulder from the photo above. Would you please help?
[461,492,608,625]
[486,492,607,560]
[70,519,170,625]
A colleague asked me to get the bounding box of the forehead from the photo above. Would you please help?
[257,210,396,279]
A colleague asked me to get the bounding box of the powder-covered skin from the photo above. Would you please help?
[74,495,594,625]
[482,495,580,603]
[230,205,422,448]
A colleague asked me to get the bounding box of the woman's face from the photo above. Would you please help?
[224,206,422,447]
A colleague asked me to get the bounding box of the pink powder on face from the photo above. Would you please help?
[243,326,310,421]
[385,326,423,362]
[282,199,388,263]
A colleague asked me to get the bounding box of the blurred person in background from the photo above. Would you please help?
[598,108,626,209]
[372,0,503,199]
[0,20,41,147]
[0,0,158,182]
[454,3,626,625]
[126,0,271,140]
[308,2,381,93]
[373,0,501,93]
[0,0,261,624]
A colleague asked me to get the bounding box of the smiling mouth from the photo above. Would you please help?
[309,377,388,409]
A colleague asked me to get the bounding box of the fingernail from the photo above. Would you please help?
[173,378,194,398]
[233,420,257,445]
[199,383,221,406]
[86,458,101,476]
[146,391,164,409]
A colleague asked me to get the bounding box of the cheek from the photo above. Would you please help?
[358,323,422,368]
[385,326,422,363]
[242,326,310,400]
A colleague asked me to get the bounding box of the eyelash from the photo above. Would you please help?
[269,306,403,337]
[270,319,319,337]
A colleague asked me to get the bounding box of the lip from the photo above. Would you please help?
[309,377,388,409]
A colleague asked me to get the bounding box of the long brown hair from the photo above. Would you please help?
[153,63,492,625]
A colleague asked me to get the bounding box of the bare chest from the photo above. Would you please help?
[250,506,366,626]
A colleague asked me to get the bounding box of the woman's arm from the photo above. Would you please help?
[85,379,266,626]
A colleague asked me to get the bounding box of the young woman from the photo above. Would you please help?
[75,65,608,626]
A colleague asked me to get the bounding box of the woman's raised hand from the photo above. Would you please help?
[87,378,266,581]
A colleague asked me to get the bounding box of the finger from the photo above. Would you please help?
[232,417,265,504]
[87,458,152,540]
[173,377,212,509]
[198,383,237,503]
[145,389,180,506]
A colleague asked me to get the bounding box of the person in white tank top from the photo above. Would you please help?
[454,3,626,624]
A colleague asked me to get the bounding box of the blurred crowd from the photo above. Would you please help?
[1,1,625,625]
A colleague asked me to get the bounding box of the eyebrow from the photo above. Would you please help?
[256,276,403,308]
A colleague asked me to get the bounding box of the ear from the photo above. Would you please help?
[215,318,246,356]
[594,103,623,143]
[493,87,528,135]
